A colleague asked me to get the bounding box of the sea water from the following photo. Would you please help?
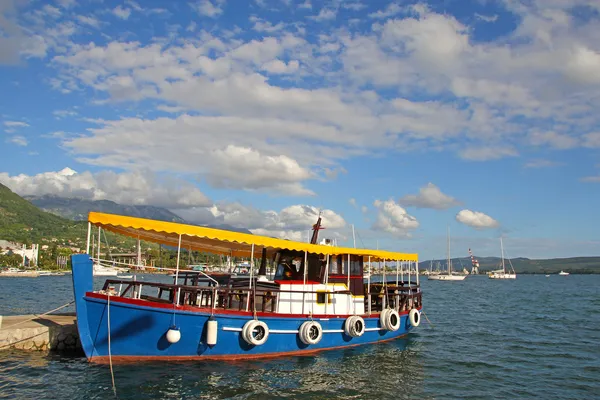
[0,274,598,399]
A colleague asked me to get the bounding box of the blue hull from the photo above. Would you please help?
[72,254,418,362]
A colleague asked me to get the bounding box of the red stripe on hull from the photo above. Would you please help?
[88,333,409,364]
[86,292,420,318]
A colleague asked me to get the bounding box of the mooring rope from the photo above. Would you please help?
[421,309,435,329]
[107,294,118,398]
[2,301,75,329]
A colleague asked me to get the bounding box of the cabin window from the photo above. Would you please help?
[329,256,342,275]
[316,290,331,304]
[350,257,362,275]
[333,255,363,276]
[273,251,305,280]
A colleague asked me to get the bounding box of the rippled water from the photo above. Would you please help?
[1,274,599,399]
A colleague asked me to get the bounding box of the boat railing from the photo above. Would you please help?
[365,282,422,313]
[99,279,420,315]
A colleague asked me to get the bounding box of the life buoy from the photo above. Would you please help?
[409,308,421,327]
[241,320,269,346]
[298,321,323,345]
[380,309,400,331]
[344,315,365,338]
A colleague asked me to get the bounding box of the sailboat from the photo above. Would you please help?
[428,228,467,281]
[488,237,516,279]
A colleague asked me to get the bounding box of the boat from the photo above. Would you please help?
[38,270,66,276]
[488,238,516,279]
[545,274,550,277]
[70,212,423,362]
[558,270,569,276]
[428,228,467,281]
[0,267,40,277]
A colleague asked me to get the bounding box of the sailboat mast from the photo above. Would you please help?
[501,237,506,273]
[447,226,450,275]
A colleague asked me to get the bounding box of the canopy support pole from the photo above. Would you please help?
[303,250,308,314]
[86,222,91,254]
[175,234,182,305]
[324,254,330,314]
[367,256,371,315]
[97,226,101,262]
[246,243,255,313]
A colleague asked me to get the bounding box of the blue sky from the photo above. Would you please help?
[1,0,600,260]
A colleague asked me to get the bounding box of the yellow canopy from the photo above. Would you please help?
[88,212,418,262]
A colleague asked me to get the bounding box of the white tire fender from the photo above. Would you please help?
[299,321,323,345]
[344,315,365,338]
[242,320,269,346]
[409,308,421,327]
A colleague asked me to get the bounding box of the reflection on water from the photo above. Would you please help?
[1,275,600,399]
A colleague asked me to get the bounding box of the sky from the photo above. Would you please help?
[1,0,600,261]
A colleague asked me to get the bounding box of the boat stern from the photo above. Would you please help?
[71,253,95,359]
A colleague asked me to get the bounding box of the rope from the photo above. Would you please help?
[2,301,75,329]
[421,309,435,329]
[107,294,117,398]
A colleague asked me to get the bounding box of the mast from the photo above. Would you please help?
[310,212,325,244]
[501,237,506,274]
[447,226,451,275]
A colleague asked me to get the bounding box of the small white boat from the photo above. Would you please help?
[0,268,40,277]
[428,228,467,281]
[545,274,550,277]
[489,238,516,280]
[558,270,569,276]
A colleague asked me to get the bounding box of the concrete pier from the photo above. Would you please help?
[0,313,81,353]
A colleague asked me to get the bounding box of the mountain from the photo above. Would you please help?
[419,256,600,274]
[0,183,85,244]
[26,195,252,234]
[26,195,186,223]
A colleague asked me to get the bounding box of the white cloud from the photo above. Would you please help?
[309,8,336,21]
[475,13,498,23]
[3,121,29,128]
[459,146,518,161]
[42,5,62,19]
[261,59,299,74]
[2,0,598,191]
[582,132,600,148]
[343,2,366,11]
[0,168,212,209]
[580,176,600,183]
[524,159,563,168]
[349,198,357,207]
[529,131,578,149]
[400,183,461,210]
[56,0,76,9]
[368,3,403,19]
[298,0,311,10]
[176,202,346,241]
[76,15,100,28]
[8,136,28,146]
[250,16,285,33]
[53,109,77,118]
[372,199,419,238]
[456,209,499,229]
[192,0,224,18]
[112,6,131,20]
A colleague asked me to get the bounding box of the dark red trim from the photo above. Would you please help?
[87,333,409,364]
[85,292,420,319]
[274,280,321,285]
[328,275,363,279]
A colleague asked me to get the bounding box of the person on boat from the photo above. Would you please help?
[275,255,302,280]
